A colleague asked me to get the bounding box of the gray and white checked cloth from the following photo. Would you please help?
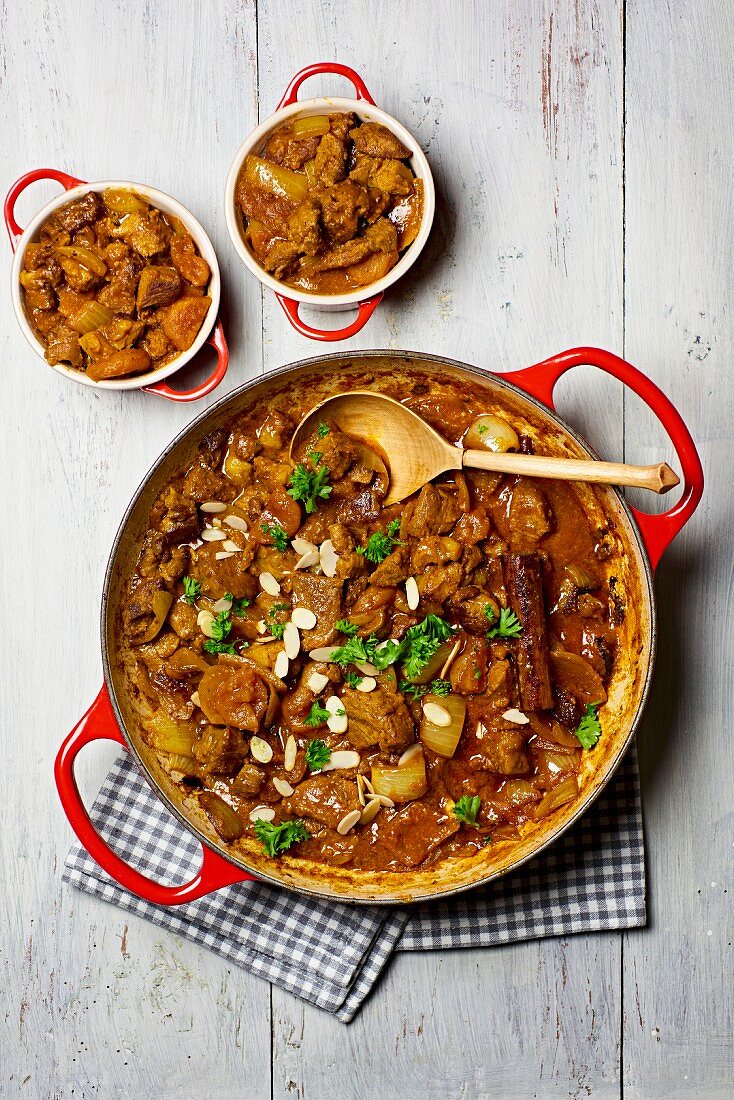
[63,747,645,1022]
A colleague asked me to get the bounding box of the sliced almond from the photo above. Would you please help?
[201,528,227,542]
[309,645,340,662]
[357,773,366,806]
[325,694,343,715]
[355,675,376,693]
[222,540,242,553]
[284,734,297,772]
[259,571,281,596]
[256,619,268,635]
[359,799,381,825]
[405,575,420,611]
[307,671,330,694]
[200,501,226,514]
[273,777,294,798]
[215,551,236,560]
[291,606,317,630]
[327,714,348,734]
[502,708,530,725]
[224,514,248,531]
[197,609,216,638]
[354,660,379,676]
[362,774,375,795]
[422,701,452,727]
[319,539,338,577]
[250,736,273,764]
[274,650,289,679]
[439,637,462,680]
[190,690,201,708]
[295,550,320,570]
[336,808,361,835]
[210,596,233,613]
[249,805,275,823]
[283,621,301,659]
[322,749,360,771]
[292,536,318,556]
[368,793,395,808]
[398,743,423,767]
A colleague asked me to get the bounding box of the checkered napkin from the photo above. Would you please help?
[63,747,645,1022]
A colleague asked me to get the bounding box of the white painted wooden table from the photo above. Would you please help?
[1,2,731,1096]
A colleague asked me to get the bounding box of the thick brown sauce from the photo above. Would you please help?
[122,378,621,874]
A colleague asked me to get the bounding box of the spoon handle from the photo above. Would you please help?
[462,449,680,494]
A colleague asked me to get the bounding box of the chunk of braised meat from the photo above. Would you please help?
[347,585,394,636]
[452,507,491,546]
[411,536,462,572]
[405,393,474,442]
[138,531,188,585]
[305,425,359,480]
[507,480,553,549]
[150,486,199,546]
[287,200,322,256]
[446,586,494,634]
[54,191,104,234]
[553,688,584,730]
[194,542,257,600]
[329,110,357,141]
[313,180,369,244]
[46,323,81,367]
[349,121,411,160]
[305,218,397,273]
[194,724,248,775]
[314,132,348,186]
[505,553,554,711]
[376,796,459,867]
[290,573,343,649]
[405,484,462,537]
[288,775,360,830]
[264,128,320,170]
[369,545,410,587]
[136,265,181,310]
[473,717,530,775]
[342,686,414,752]
[183,459,236,505]
[259,409,294,451]
[416,561,463,604]
[125,577,168,644]
[169,600,199,640]
[264,239,301,280]
[231,761,266,797]
[150,665,194,721]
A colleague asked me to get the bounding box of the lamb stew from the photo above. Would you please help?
[236,112,423,294]
[20,189,211,380]
[119,369,629,877]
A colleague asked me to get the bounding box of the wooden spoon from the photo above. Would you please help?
[290,391,680,507]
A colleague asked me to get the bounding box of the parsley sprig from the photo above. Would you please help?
[453,795,481,827]
[183,576,201,604]
[203,609,236,654]
[304,702,330,728]
[400,678,451,700]
[486,605,523,639]
[574,703,602,750]
[335,618,359,636]
[203,639,237,655]
[344,671,363,689]
[287,463,332,514]
[224,592,250,615]
[261,522,289,551]
[254,818,310,857]
[357,518,403,564]
[316,422,330,439]
[401,614,455,680]
[305,738,331,769]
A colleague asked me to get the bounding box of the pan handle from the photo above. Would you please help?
[142,320,229,402]
[276,62,376,109]
[502,346,704,571]
[4,168,86,250]
[55,686,255,905]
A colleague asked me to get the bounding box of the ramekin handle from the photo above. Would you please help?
[4,168,85,250]
[276,62,376,109]
[276,292,382,342]
[142,320,229,402]
[503,346,704,571]
[55,685,255,905]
